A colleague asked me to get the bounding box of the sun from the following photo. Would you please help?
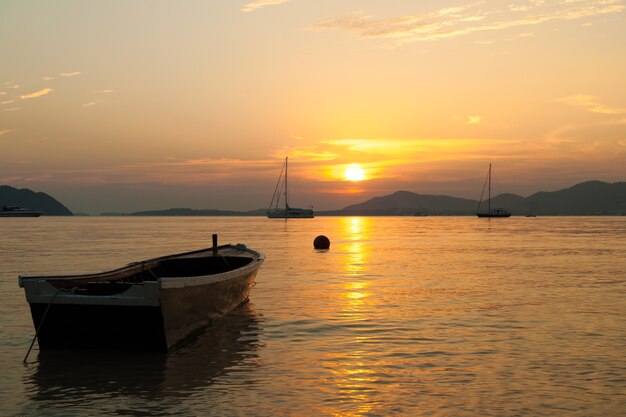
[344,164,366,182]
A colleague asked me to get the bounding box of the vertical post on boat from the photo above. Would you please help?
[212,234,218,254]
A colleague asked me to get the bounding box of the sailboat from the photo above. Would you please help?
[266,157,314,219]
[526,199,538,217]
[476,163,511,218]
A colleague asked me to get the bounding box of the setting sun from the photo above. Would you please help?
[345,164,366,182]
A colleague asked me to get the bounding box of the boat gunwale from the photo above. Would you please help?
[18,244,264,287]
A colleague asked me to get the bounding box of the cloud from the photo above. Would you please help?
[92,89,114,93]
[0,92,6,96]
[467,115,482,125]
[83,100,103,107]
[241,0,290,13]
[24,157,283,188]
[3,107,20,112]
[453,115,482,125]
[1,100,14,105]
[0,129,17,136]
[59,71,81,77]
[42,76,55,81]
[309,0,625,44]
[557,95,626,115]
[20,88,53,100]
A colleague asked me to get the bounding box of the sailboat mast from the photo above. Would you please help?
[488,163,491,213]
[285,157,288,210]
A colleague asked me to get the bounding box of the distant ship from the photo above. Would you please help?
[476,164,511,218]
[0,205,43,217]
[266,157,314,219]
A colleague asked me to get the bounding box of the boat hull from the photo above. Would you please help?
[266,209,314,218]
[267,213,314,218]
[1,205,43,217]
[477,212,511,218]
[28,303,168,350]
[0,211,42,217]
[19,244,264,351]
[160,266,259,349]
[477,207,511,218]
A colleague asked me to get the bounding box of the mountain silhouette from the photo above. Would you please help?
[334,181,626,215]
[339,191,477,215]
[0,186,73,215]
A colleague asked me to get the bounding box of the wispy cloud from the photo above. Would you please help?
[241,0,290,13]
[59,71,81,77]
[24,157,284,187]
[83,100,103,108]
[1,100,14,105]
[20,88,53,100]
[310,0,625,44]
[2,107,20,112]
[42,76,55,81]
[0,129,17,136]
[92,89,114,93]
[453,115,482,125]
[467,115,482,125]
[557,95,626,115]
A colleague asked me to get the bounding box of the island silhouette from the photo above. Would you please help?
[3,180,625,217]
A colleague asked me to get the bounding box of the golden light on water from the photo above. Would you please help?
[324,217,379,416]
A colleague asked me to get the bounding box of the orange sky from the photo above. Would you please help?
[1,1,625,213]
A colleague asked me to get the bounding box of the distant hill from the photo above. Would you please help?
[0,185,73,216]
[525,181,626,215]
[102,208,267,216]
[89,180,626,216]
[339,191,477,215]
[328,181,626,216]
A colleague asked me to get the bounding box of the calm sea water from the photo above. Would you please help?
[1,216,625,416]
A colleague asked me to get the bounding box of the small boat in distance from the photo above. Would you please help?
[476,164,511,218]
[0,205,43,217]
[267,157,314,219]
[19,236,265,352]
[526,200,538,217]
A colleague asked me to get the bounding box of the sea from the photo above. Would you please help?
[1,216,625,417]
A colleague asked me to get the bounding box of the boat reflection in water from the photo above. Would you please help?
[27,303,262,412]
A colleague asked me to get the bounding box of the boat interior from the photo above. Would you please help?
[44,255,254,295]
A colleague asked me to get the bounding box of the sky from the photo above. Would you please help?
[1,0,625,214]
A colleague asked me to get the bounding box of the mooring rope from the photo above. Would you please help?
[23,287,71,364]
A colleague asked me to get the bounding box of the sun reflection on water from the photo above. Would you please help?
[325,217,381,416]
[339,218,373,312]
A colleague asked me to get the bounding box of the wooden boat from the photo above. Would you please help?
[476,164,511,218]
[267,157,314,218]
[0,205,43,217]
[19,236,264,351]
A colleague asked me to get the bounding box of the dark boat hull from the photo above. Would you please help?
[266,208,314,218]
[477,208,511,218]
[476,212,511,218]
[29,304,168,350]
[1,205,43,217]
